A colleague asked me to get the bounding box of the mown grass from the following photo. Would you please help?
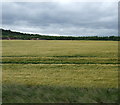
[2,57,118,64]
[2,40,119,103]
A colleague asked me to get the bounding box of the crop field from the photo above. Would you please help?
[2,40,119,103]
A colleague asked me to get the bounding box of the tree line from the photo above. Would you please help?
[1,29,120,41]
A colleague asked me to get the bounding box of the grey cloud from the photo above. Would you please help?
[2,2,118,36]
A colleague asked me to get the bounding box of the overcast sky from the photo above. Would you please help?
[2,2,118,36]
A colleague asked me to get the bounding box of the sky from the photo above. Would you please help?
[2,1,118,36]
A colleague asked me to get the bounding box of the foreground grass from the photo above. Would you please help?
[3,83,118,103]
[2,40,118,103]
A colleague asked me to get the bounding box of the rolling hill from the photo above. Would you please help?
[1,29,120,41]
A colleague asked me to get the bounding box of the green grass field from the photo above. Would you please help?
[2,40,119,103]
